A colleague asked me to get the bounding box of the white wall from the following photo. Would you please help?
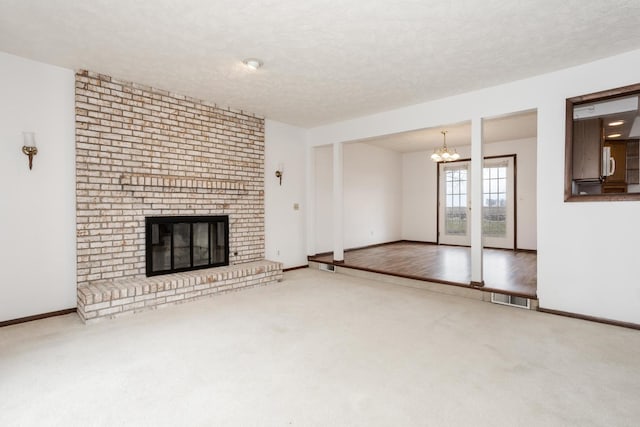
[307,49,640,325]
[344,143,402,249]
[402,151,438,243]
[314,143,402,253]
[2,47,639,325]
[0,52,76,322]
[264,120,307,268]
[402,137,537,249]
[313,145,333,253]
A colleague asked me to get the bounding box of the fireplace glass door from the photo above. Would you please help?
[146,216,229,276]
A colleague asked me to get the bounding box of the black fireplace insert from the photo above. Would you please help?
[145,215,229,277]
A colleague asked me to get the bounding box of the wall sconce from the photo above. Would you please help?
[22,132,38,170]
[275,163,283,185]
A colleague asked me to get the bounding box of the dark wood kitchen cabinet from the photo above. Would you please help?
[572,118,603,181]
[603,141,627,193]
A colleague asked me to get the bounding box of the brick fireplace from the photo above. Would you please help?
[75,71,281,322]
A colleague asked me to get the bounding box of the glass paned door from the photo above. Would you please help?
[482,157,515,249]
[439,162,471,245]
[438,157,515,249]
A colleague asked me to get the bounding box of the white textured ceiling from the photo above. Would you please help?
[1,1,640,127]
[358,110,537,153]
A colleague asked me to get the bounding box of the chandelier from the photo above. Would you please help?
[430,130,460,162]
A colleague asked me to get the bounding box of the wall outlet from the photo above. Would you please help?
[276,249,280,256]
[293,203,299,210]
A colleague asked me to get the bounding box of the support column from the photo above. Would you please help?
[305,144,316,256]
[470,117,484,286]
[332,141,344,262]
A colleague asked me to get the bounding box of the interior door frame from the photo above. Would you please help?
[436,154,518,250]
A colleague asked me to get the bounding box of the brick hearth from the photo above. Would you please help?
[77,260,282,323]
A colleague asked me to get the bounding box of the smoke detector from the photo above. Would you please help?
[242,58,263,71]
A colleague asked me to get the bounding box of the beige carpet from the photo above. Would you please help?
[1,269,638,426]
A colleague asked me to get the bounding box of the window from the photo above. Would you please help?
[565,83,640,201]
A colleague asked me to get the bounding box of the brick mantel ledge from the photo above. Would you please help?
[77,260,282,323]
[119,173,247,192]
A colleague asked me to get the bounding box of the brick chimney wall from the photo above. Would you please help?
[75,70,264,286]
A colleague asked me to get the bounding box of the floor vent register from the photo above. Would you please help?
[318,263,335,273]
[491,293,530,309]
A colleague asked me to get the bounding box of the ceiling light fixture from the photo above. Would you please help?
[608,133,622,138]
[242,58,263,71]
[608,120,624,126]
[430,131,459,162]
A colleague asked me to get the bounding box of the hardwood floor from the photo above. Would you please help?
[308,241,537,298]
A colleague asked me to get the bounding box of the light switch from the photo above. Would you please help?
[293,203,299,210]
